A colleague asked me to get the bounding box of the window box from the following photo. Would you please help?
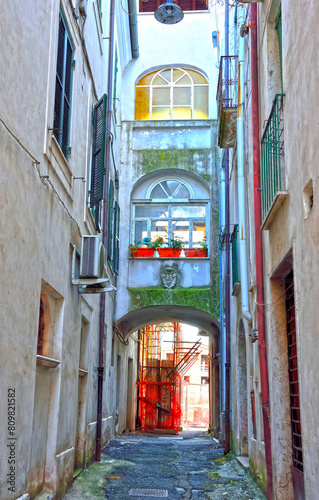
[183,248,208,257]
[131,247,155,258]
[158,248,181,258]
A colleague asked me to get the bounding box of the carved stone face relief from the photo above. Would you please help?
[160,267,178,289]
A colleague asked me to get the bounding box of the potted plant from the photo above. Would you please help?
[184,237,208,257]
[130,240,155,258]
[158,236,183,258]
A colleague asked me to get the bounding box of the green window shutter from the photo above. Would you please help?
[113,201,120,274]
[275,6,283,89]
[53,11,74,159]
[90,94,107,208]
[107,179,114,260]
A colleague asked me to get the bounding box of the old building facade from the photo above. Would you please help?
[219,0,319,498]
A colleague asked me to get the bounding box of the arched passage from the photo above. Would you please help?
[115,306,220,436]
[115,305,219,340]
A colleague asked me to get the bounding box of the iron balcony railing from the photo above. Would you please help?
[216,55,238,123]
[261,94,285,221]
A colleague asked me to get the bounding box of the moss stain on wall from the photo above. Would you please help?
[128,287,219,319]
[137,149,213,183]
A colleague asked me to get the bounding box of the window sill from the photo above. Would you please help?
[36,355,60,368]
[79,368,88,377]
[45,135,73,197]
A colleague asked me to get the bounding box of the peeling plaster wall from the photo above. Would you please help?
[0,1,136,499]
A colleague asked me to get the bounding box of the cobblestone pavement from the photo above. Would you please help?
[64,430,266,500]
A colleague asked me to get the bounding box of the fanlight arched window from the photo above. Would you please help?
[135,68,209,120]
[133,179,207,247]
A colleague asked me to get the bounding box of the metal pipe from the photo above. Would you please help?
[96,0,116,462]
[237,6,252,323]
[250,5,273,498]
[128,0,139,59]
[224,0,231,455]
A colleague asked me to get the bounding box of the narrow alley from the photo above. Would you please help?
[64,431,265,500]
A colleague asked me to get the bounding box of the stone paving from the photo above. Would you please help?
[63,430,266,500]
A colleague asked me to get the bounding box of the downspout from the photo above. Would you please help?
[250,5,273,498]
[237,7,252,323]
[224,0,231,455]
[128,0,139,59]
[96,0,116,462]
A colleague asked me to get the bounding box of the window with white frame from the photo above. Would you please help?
[135,68,209,121]
[133,179,208,248]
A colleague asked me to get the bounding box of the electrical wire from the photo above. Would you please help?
[0,118,81,235]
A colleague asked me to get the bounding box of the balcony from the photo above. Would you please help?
[216,55,238,148]
[261,94,288,230]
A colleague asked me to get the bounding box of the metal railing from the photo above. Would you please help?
[261,94,285,221]
[216,55,238,123]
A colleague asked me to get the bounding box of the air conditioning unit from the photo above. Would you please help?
[80,235,107,279]
[79,0,88,17]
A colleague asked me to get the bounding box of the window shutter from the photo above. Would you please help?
[107,179,114,260]
[53,12,74,159]
[113,201,120,274]
[90,94,107,207]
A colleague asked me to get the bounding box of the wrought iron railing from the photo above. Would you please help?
[261,94,285,221]
[216,55,238,123]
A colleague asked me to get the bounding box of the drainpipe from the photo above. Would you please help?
[96,0,116,462]
[128,0,139,59]
[237,7,252,324]
[250,5,273,498]
[224,0,231,455]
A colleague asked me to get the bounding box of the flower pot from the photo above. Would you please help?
[131,247,155,258]
[184,248,208,257]
[158,247,182,258]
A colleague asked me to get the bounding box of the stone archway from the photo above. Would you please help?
[115,304,219,340]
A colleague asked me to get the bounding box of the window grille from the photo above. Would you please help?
[260,94,285,221]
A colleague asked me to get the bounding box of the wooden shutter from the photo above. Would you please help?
[107,179,114,260]
[53,12,74,159]
[113,201,120,274]
[90,94,107,207]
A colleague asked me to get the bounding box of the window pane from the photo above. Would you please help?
[153,75,168,85]
[171,205,205,218]
[135,87,150,120]
[188,70,208,84]
[153,88,170,105]
[137,71,158,86]
[151,221,168,243]
[160,69,172,82]
[172,221,189,244]
[150,184,167,198]
[175,75,191,86]
[161,180,180,197]
[173,69,184,81]
[173,87,191,106]
[194,86,209,119]
[172,107,192,120]
[135,205,168,218]
[193,221,206,246]
[151,107,171,120]
[135,221,148,243]
[174,184,190,198]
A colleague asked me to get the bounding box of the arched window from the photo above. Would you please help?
[133,178,208,248]
[135,68,209,120]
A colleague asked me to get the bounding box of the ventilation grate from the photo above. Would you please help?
[129,489,168,497]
